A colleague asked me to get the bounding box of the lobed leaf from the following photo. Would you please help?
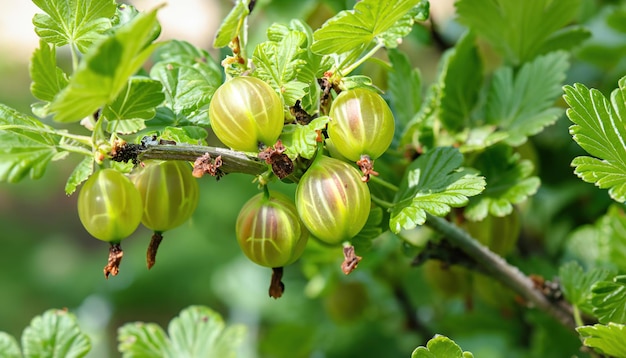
[486,51,569,146]
[390,147,486,233]
[559,261,615,312]
[30,40,69,103]
[21,309,90,358]
[591,275,626,324]
[456,0,583,64]
[50,7,162,123]
[213,0,249,48]
[102,77,164,122]
[438,31,482,133]
[32,0,117,52]
[0,104,64,182]
[465,145,540,221]
[411,335,474,358]
[577,323,626,357]
[64,156,94,196]
[311,0,422,55]
[281,116,329,160]
[564,76,626,202]
[0,332,21,358]
[118,306,245,358]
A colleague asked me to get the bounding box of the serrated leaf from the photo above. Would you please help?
[0,332,21,358]
[486,51,569,146]
[388,48,421,127]
[351,206,384,252]
[106,119,146,135]
[150,41,222,126]
[30,40,69,103]
[456,0,582,64]
[379,3,430,49]
[536,26,592,55]
[102,77,164,121]
[118,323,169,357]
[390,147,486,233]
[465,145,540,221]
[0,104,64,182]
[591,275,626,324]
[559,261,615,310]
[578,323,626,357]
[253,31,308,106]
[32,0,116,52]
[118,306,245,358]
[411,335,473,358]
[281,116,329,160]
[564,76,626,202]
[21,309,90,358]
[311,0,422,55]
[213,0,249,48]
[65,157,94,195]
[438,31,482,133]
[601,206,626,273]
[50,7,162,123]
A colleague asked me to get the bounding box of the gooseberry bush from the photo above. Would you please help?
[2,0,626,356]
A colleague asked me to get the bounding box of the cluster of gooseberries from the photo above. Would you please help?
[78,75,395,298]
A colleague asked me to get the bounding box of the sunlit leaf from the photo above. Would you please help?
[50,7,162,123]
[64,156,94,195]
[0,332,21,358]
[591,275,626,324]
[559,261,615,312]
[213,0,249,48]
[411,335,474,358]
[102,77,164,121]
[578,323,626,357]
[390,147,486,233]
[564,76,626,202]
[30,40,68,103]
[21,309,90,358]
[32,0,116,52]
[281,116,329,160]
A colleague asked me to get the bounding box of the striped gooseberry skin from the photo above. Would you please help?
[209,76,284,152]
[78,169,143,242]
[295,155,371,245]
[132,160,199,232]
[327,88,395,161]
[236,191,309,268]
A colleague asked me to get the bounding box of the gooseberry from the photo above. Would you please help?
[209,76,284,152]
[77,169,143,242]
[236,191,309,268]
[295,155,371,245]
[327,88,395,162]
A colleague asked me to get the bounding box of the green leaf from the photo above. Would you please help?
[486,51,569,146]
[213,0,249,48]
[50,7,162,123]
[411,335,473,358]
[150,41,222,126]
[559,261,615,311]
[30,40,69,103]
[311,0,422,55]
[465,145,540,221]
[281,116,329,160]
[102,77,164,121]
[351,206,384,252]
[578,323,626,357]
[0,104,64,182]
[390,147,486,233]
[159,126,208,145]
[536,26,592,55]
[21,309,90,358]
[253,31,308,106]
[456,0,582,64]
[106,119,146,135]
[387,48,422,127]
[0,332,21,358]
[564,76,626,202]
[379,2,430,49]
[64,157,94,195]
[32,0,117,52]
[118,305,245,358]
[591,275,626,324]
[438,31,482,133]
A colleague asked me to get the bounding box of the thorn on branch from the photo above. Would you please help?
[192,153,224,179]
[341,245,362,275]
[269,267,285,299]
[104,243,124,279]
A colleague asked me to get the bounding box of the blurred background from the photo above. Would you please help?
[1,0,624,357]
